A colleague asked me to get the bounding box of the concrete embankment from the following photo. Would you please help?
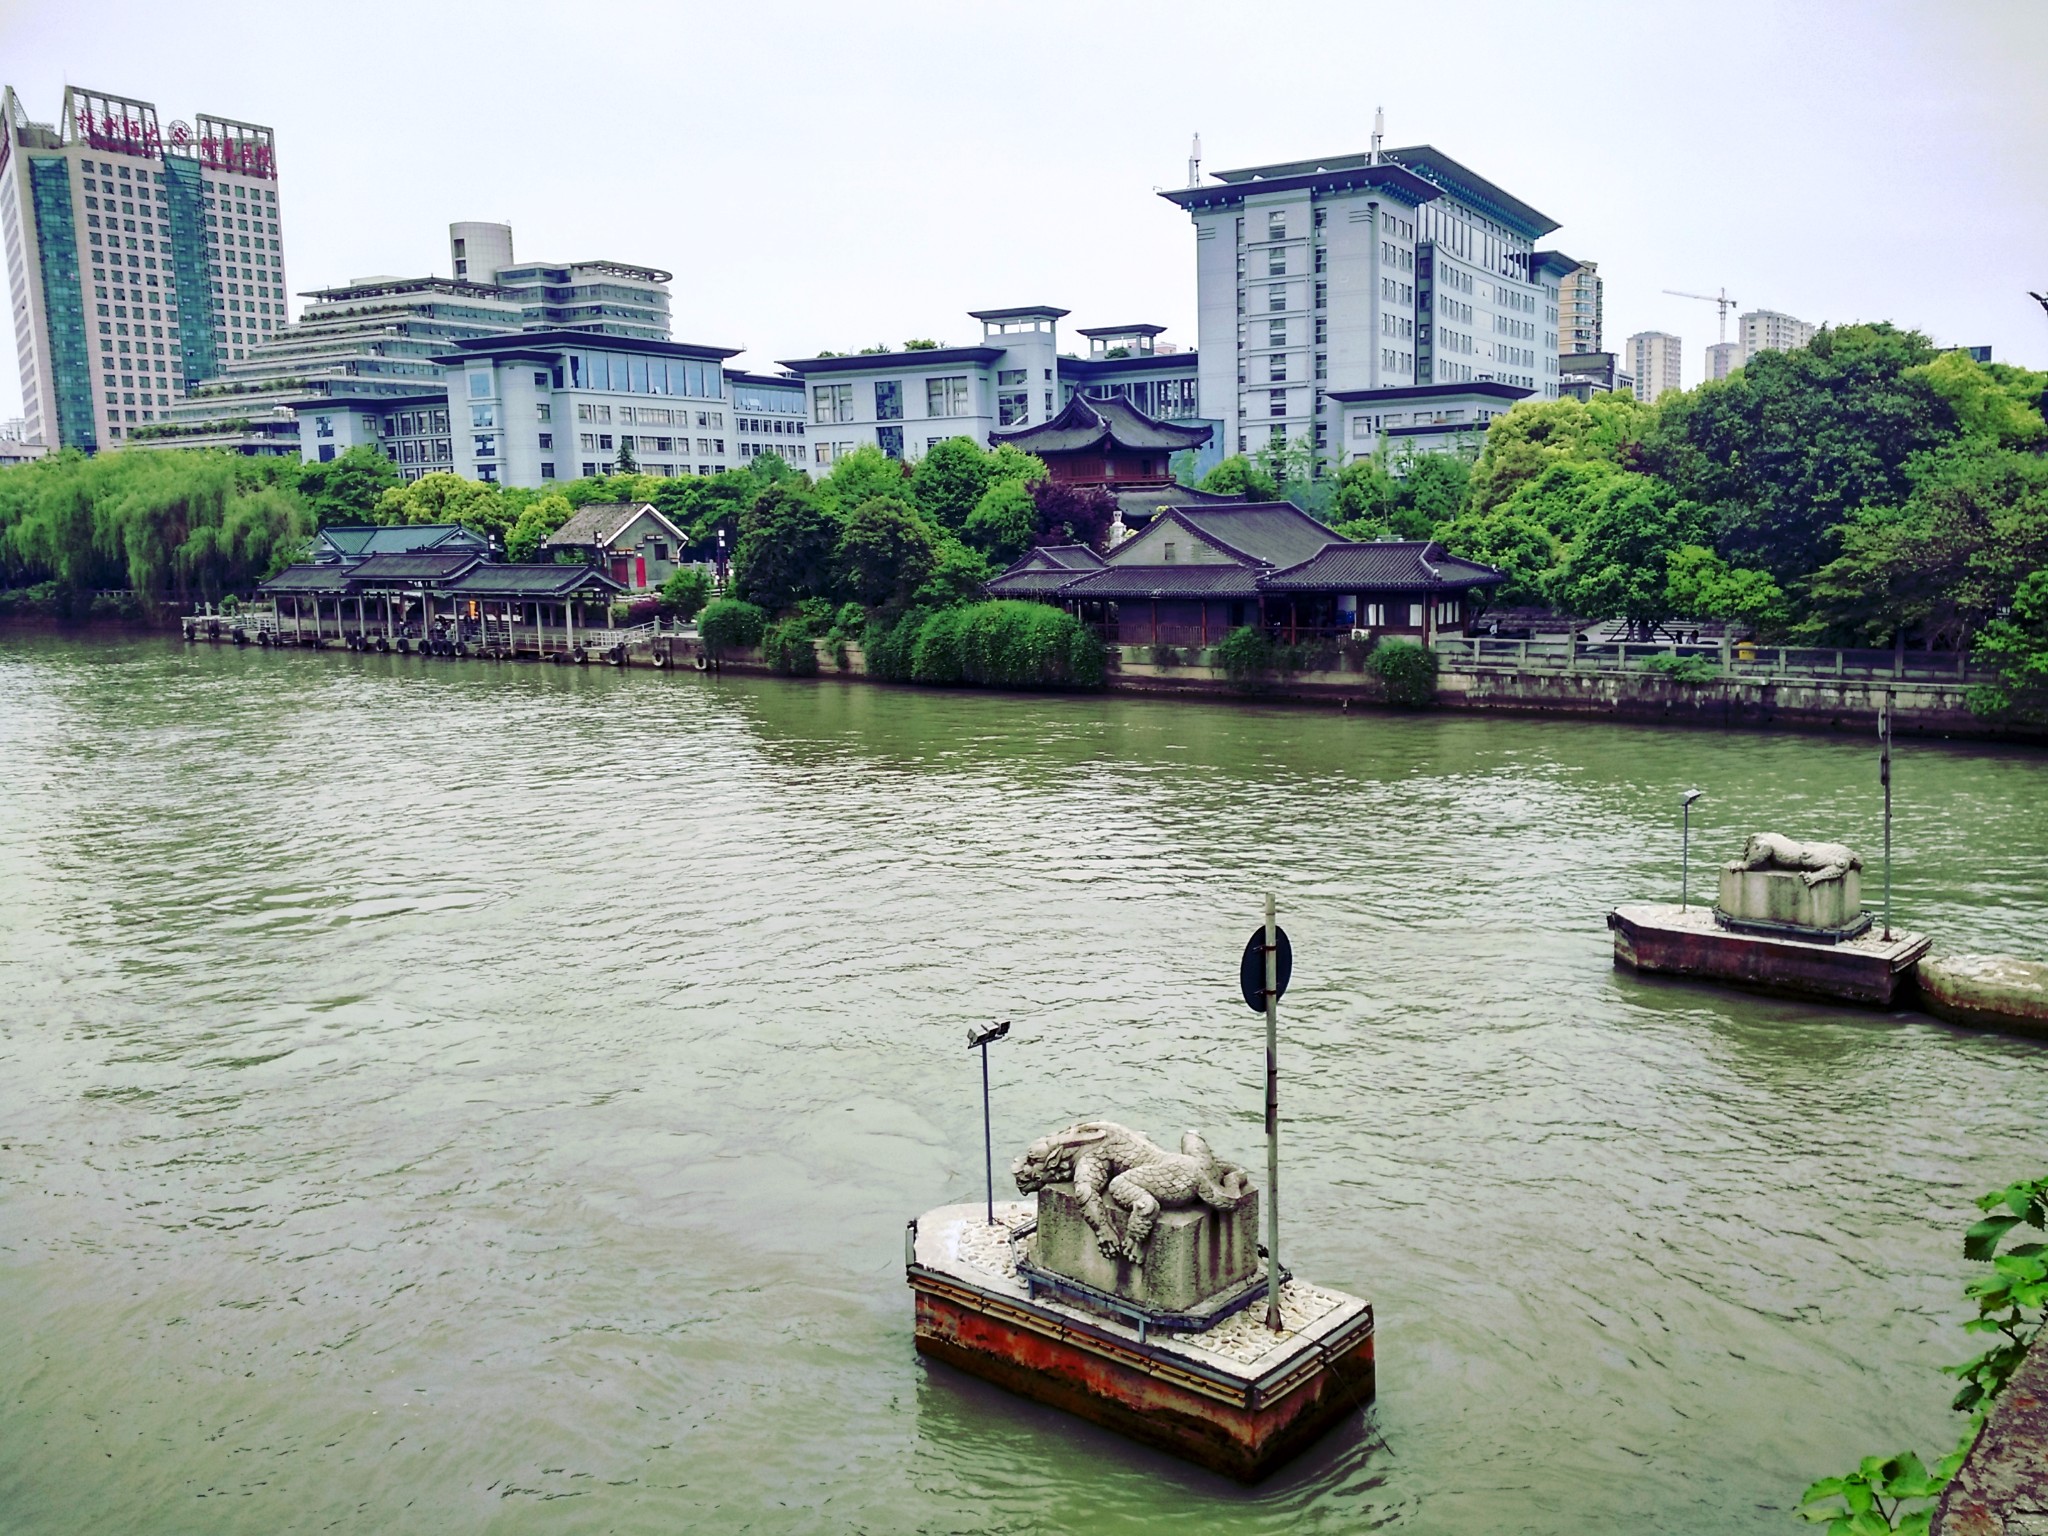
[1933,1345,2048,1534]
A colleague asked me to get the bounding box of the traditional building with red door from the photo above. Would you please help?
[542,501,693,592]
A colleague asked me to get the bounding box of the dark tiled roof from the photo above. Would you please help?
[441,564,627,598]
[985,545,1106,595]
[345,551,490,585]
[1059,564,1264,600]
[259,564,354,595]
[312,524,487,564]
[1167,502,1343,569]
[987,568,1093,596]
[1112,485,1245,526]
[992,392,1211,456]
[1033,544,1108,571]
[1261,541,1505,593]
[544,501,682,550]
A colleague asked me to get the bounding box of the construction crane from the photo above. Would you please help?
[1665,287,1739,344]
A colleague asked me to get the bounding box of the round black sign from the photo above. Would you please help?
[1239,926,1293,1011]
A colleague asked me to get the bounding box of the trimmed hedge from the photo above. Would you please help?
[864,601,1104,690]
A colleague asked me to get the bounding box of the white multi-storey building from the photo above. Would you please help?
[1161,144,1571,469]
[1738,309,1815,363]
[1628,331,1683,401]
[1,84,286,450]
[1705,341,1742,382]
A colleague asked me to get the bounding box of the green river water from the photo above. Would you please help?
[2,633,2045,1535]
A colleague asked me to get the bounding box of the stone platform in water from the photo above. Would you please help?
[1608,901,1929,1006]
[1916,953,2048,1040]
[907,1201,1374,1482]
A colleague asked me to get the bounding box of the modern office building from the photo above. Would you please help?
[1557,351,1630,401]
[1559,260,1602,353]
[1160,143,1569,471]
[167,221,677,465]
[1705,340,1742,382]
[1738,309,1815,363]
[1627,331,1682,402]
[1,83,285,450]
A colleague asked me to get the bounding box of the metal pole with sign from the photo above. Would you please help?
[1880,691,1894,941]
[967,1021,1010,1226]
[1240,898,1293,1332]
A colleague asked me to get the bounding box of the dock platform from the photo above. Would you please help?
[1608,901,1930,1006]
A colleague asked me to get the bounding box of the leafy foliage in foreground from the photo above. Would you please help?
[1796,1175,2048,1533]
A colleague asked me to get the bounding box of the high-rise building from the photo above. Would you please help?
[1161,143,1569,469]
[0,84,286,450]
[1738,309,1815,363]
[447,222,671,341]
[1705,341,1742,382]
[1627,331,1682,402]
[1559,260,1602,353]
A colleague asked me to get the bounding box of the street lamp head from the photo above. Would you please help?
[967,1020,1010,1050]
[1683,789,1704,807]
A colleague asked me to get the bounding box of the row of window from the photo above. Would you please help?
[736,416,804,436]
[813,376,973,424]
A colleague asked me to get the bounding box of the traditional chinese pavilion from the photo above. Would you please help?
[991,392,1212,489]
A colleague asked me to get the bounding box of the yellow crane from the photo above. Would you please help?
[1664,287,1739,344]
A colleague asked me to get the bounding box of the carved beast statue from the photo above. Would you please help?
[1729,832,1864,888]
[1012,1121,1252,1264]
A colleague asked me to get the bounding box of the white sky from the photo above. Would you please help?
[3,0,2044,424]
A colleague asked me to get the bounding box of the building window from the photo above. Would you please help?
[998,391,1028,426]
[1267,247,1285,277]
[536,402,551,422]
[877,424,904,459]
[467,371,491,399]
[471,405,495,429]
[1267,286,1286,313]
[997,368,1026,386]
[1266,210,1286,240]
[926,376,969,417]
[874,379,901,421]
[1269,388,1287,417]
[538,433,553,449]
[813,383,852,424]
[540,463,556,479]
[1269,356,1287,382]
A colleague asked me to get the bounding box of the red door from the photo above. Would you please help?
[610,555,629,585]
[635,555,647,589]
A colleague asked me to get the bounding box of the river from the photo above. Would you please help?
[2,633,2044,1534]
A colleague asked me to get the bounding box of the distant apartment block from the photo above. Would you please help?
[1559,260,1602,353]
[1738,308,1815,363]
[1161,143,1571,469]
[1,83,286,449]
[1705,341,1741,382]
[1627,331,1682,402]
[1557,351,1629,402]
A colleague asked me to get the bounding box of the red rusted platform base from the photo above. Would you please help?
[1608,902,1930,1006]
[909,1203,1374,1482]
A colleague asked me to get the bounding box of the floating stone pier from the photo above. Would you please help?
[1608,903,1929,1006]
[907,1201,1374,1481]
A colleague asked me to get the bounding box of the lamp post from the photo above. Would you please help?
[1880,691,1894,941]
[966,1020,1010,1227]
[1681,789,1704,911]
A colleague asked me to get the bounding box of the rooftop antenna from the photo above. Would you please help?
[1370,107,1384,165]
[1188,132,1202,189]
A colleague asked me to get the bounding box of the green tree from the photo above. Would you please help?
[1662,545,1789,634]
[962,478,1041,565]
[911,437,994,531]
[1803,444,2048,647]
[1970,569,2048,721]
[1198,454,1280,501]
[505,492,574,563]
[815,444,908,518]
[294,445,400,527]
[733,481,838,611]
[911,537,992,609]
[371,471,514,542]
[1434,511,1557,607]
[835,494,939,608]
[1466,393,1649,516]
[1644,323,1953,586]
[614,438,639,473]
[1547,474,1697,629]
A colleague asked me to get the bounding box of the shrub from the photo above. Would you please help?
[1368,639,1439,706]
[762,619,819,676]
[1641,652,1720,685]
[698,597,767,657]
[659,566,713,621]
[956,601,1103,688]
[794,595,836,637]
[1339,633,1377,670]
[1215,626,1277,690]
[862,609,928,682]
[910,606,970,684]
[608,601,632,627]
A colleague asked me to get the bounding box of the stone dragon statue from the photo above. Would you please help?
[1012,1121,1253,1264]
[1730,832,1864,888]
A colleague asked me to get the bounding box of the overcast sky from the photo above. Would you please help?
[3,0,2043,423]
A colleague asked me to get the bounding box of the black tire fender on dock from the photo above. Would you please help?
[652,649,669,669]
[692,654,709,671]
[454,641,468,658]
[574,647,589,666]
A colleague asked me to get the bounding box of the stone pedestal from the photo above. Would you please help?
[1029,1181,1259,1315]
[1717,865,1865,938]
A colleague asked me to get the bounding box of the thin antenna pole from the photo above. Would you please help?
[1263,892,1282,1331]
[1881,690,1894,941]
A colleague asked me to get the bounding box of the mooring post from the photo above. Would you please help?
[1263,892,1281,1331]
[1881,690,1894,941]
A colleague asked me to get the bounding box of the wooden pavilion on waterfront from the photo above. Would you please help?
[259,557,627,658]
